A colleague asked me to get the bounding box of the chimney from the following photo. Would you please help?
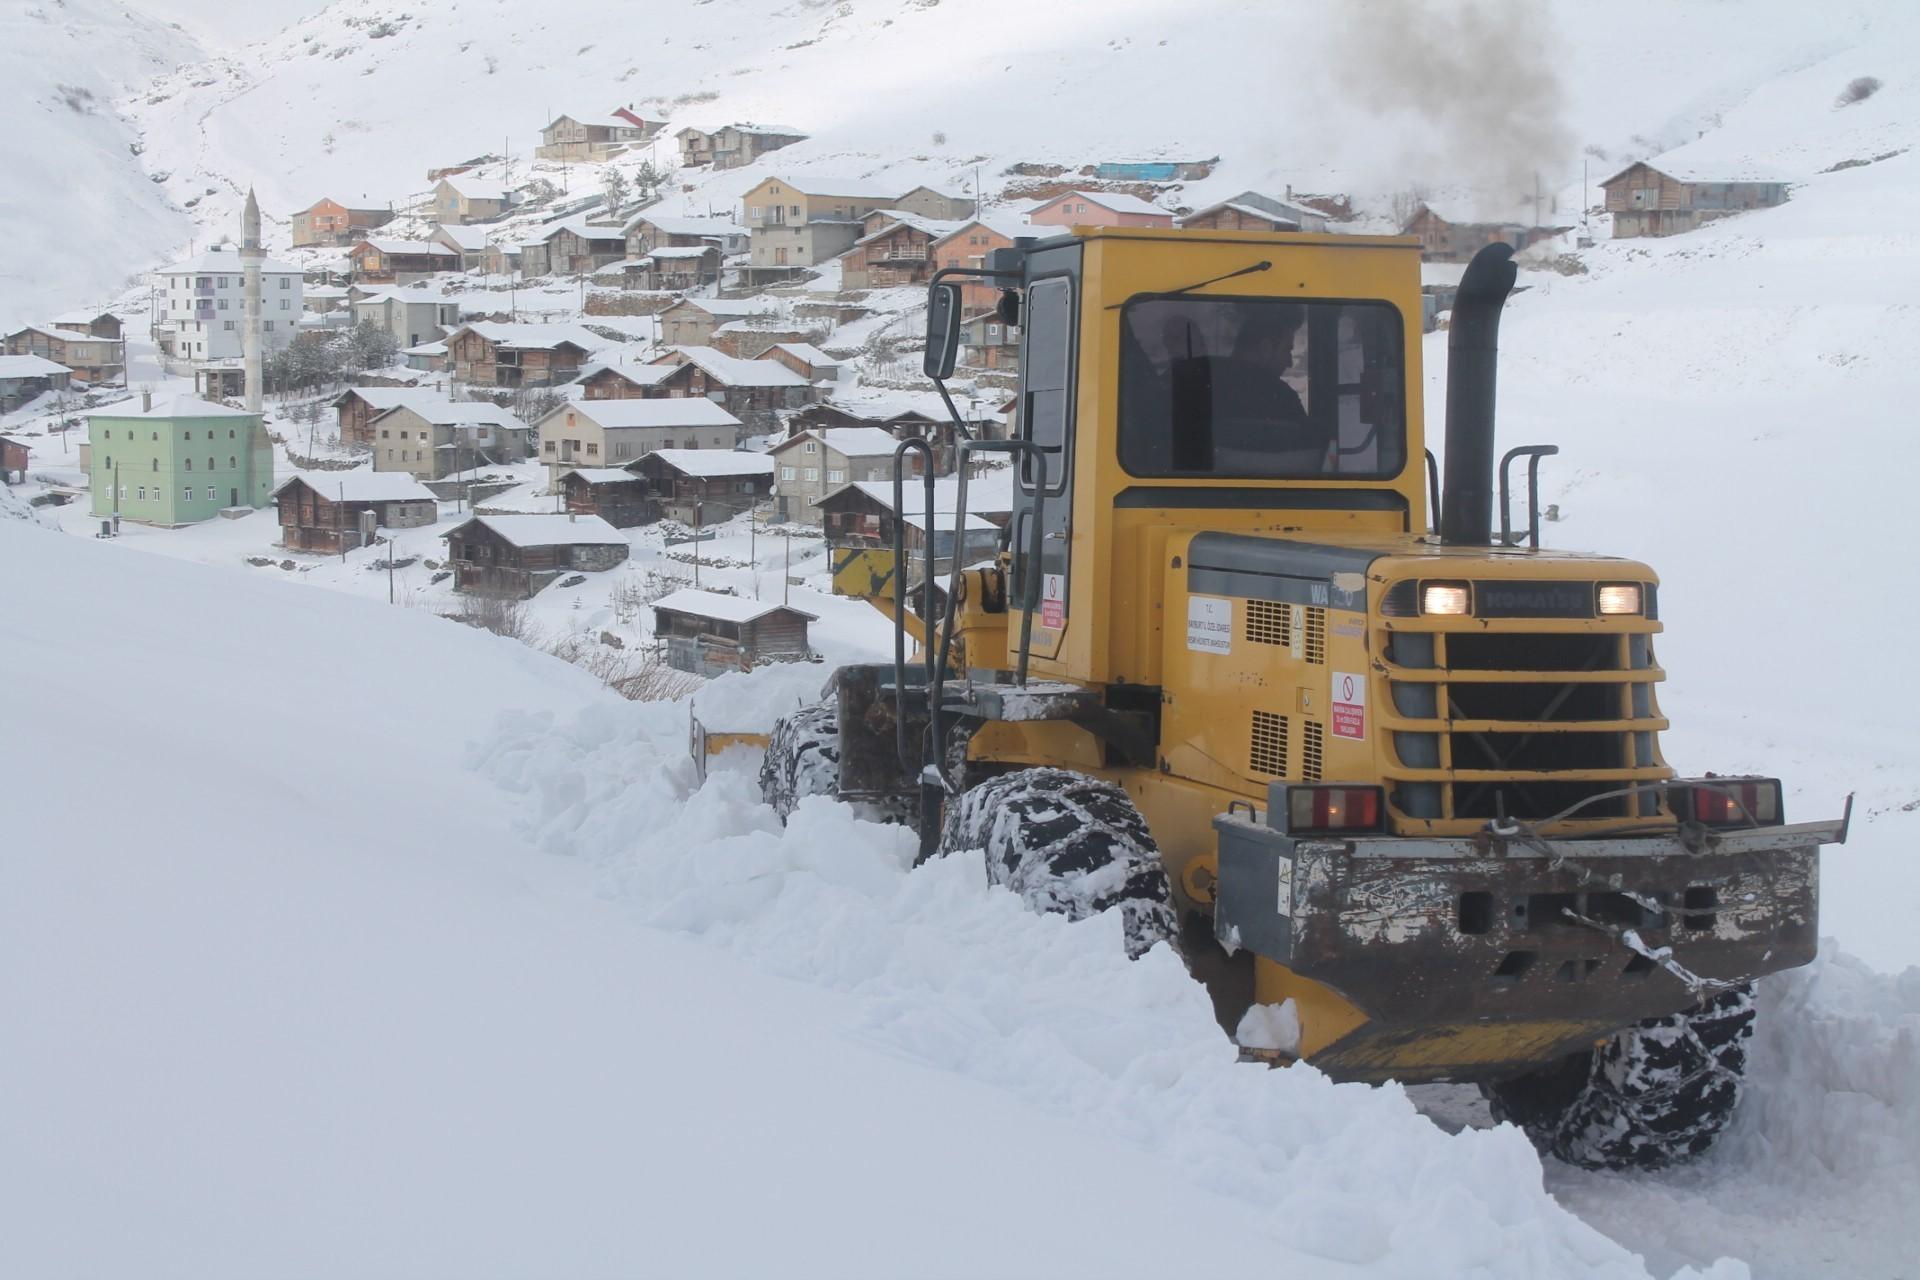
[1439,243,1518,545]
[141,390,152,413]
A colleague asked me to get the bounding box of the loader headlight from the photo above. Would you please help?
[1421,582,1471,616]
[1597,583,1643,616]
[1670,777,1783,827]
[1284,784,1385,835]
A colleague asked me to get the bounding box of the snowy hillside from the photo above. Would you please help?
[0,0,202,330]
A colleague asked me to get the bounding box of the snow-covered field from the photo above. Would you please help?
[4,0,1919,1275]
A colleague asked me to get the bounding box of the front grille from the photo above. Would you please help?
[1383,620,1665,825]
[1246,599,1291,647]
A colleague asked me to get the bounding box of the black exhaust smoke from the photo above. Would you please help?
[1440,242,1518,545]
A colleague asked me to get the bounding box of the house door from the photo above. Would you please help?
[230,487,239,506]
[774,247,788,266]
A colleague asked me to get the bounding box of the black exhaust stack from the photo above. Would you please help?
[1439,242,1518,545]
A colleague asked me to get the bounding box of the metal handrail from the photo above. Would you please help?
[1498,444,1559,547]
[891,437,936,772]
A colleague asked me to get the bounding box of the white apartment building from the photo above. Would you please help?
[152,250,305,363]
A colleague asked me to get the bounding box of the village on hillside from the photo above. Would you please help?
[0,101,1795,682]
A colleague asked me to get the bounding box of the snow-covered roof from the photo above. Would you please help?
[273,472,438,503]
[622,212,747,238]
[663,346,808,388]
[355,287,455,306]
[304,284,350,299]
[667,297,777,318]
[762,175,899,200]
[437,175,510,201]
[1176,200,1305,230]
[89,393,257,420]
[547,112,646,131]
[645,245,720,259]
[575,359,680,386]
[901,510,998,534]
[644,448,775,478]
[402,340,448,355]
[154,249,302,275]
[772,427,900,458]
[378,397,524,428]
[560,467,644,485]
[451,322,609,351]
[850,212,969,247]
[446,513,624,547]
[770,342,840,367]
[930,215,1033,247]
[651,588,816,623]
[527,216,625,244]
[1600,158,1789,186]
[1043,190,1167,216]
[431,223,492,250]
[561,398,741,430]
[334,387,442,410]
[0,354,72,379]
[358,239,459,256]
[50,309,113,325]
[728,122,806,138]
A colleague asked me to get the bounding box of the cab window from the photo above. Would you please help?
[1117,296,1405,479]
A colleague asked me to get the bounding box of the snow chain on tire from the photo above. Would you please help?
[938,767,1177,960]
[759,699,841,822]
[1482,984,1756,1170]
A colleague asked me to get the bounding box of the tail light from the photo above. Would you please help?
[1672,777,1783,827]
[1284,784,1385,835]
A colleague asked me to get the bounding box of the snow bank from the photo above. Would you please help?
[472,668,1741,1279]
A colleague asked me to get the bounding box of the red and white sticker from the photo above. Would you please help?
[1330,670,1367,739]
[1040,573,1065,629]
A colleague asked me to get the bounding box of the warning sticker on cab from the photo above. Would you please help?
[1186,596,1232,654]
[1040,573,1065,629]
[1330,670,1367,739]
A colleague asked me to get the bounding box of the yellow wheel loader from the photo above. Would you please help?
[756,227,1850,1170]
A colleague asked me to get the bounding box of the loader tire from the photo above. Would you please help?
[1482,984,1756,1171]
[759,699,840,822]
[938,767,1176,960]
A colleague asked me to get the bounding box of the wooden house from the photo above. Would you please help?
[650,346,813,427]
[675,126,716,167]
[480,241,523,276]
[709,122,808,170]
[1177,191,1327,233]
[347,238,460,283]
[623,213,748,260]
[838,213,965,290]
[0,354,73,412]
[443,323,604,387]
[50,311,124,341]
[709,320,824,360]
[272,472,438,553]
[576,358,683,400]
[960,311,1019,370]
[814,481,1001,582]
[653,589,816,676]
[768,426,906,523]
[444,513,629,597]
[431,175,514,224]
[765,343,843,385]
[524,218,627,276]
[290,198,395,248]
[616,245,722,291]
[559,468,656,528]
[333,387,445,449]
[1,435,29,484]
[890,186,976,221]
[4,326,124,384]
[632,448,773,524]
[657,297,777,347]
[1600,162,1789,238]
[1400,203,1566,263]
[535,109,655,162]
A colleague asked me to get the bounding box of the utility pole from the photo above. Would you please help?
[783,530,790,605]
[340,481,348,562]
[692,500,702,589]
[388,533,395,603]
[749,506,757,598]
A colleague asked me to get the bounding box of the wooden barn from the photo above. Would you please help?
[559,468,656,528]
[632,448,774,524]
[652,589,817,676]
[273,472,439,554]
[1600,162,1789,238]
[442,513,629,598]
[1,435,30,484]
[1400,203,1566,263]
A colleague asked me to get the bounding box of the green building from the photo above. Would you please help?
[89,393,273,526]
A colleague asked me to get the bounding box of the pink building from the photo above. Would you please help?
[1027,190,1173,229]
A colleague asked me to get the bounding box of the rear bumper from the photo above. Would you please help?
[1214,812,1846,1082]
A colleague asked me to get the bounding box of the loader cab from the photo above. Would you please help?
[990,226,1429,689]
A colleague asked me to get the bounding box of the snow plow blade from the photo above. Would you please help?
[1214,809,1848,1083]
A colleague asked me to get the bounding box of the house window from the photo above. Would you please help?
[184,458,193,471]
[543,441,556,453]
[119,485,127,499]
[229,429,236,439]
[586,443,598,455]
[217,276,227,287]
[136,486,145,500]
[184,430,193,441]
[207,457,215,470]
[381,429,389,439]
[804,441,817,453]
[803,467,818,481]
[207,486,217,501]
[103,429,111,440]
[151,459,158,471]
[224,321,235,331]
[279,277,289,289]
[780,465,795,481]
[280,299,290,310]
[183,486,193,502]
[228,456,236,467]
[827,469,846,484]
[218,299,228,310]
[750,206,763,222]
[265,321,274,331]
[987,324,1000,338]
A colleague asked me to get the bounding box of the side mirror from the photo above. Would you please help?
[923,281,962,380]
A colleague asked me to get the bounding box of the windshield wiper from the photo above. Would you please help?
[1106,260,1271,309]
